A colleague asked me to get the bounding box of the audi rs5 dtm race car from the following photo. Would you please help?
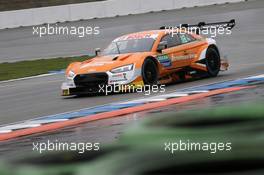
[61,20,235,96]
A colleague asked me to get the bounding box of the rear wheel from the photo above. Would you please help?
[142,58,158,85]
[205,47,221,77]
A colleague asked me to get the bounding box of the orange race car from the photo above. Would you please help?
[61,20,235,96]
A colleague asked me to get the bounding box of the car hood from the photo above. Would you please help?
[69,52,151,75]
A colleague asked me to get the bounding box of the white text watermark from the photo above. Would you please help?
[32,140,100,154]
[33,24,100,38]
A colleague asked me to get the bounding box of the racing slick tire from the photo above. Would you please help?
[142,58,158,85]
[205,47,221,77]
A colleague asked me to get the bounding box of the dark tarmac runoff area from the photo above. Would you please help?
[0,0,264,165]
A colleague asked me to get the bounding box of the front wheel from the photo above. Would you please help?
[205,47,221,77]
[142,58,158,85]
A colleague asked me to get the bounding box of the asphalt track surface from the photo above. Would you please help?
[0,0,264,126]
[1,82,264,159]
[0,0,264,63]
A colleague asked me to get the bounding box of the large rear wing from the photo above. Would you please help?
[160,19,236,35]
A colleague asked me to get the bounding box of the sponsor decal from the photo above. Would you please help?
[114,33,159,42]
[171,54,196,62]
[109,73,128,83]
[157,54,172,67]
[129,80,144,87]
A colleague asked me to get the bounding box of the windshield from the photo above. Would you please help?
[102,38,155,55]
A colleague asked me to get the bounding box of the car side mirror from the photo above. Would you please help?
[157,41,168,53]
[95,48,101,56]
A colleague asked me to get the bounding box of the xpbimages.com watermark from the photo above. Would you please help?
[164,24,233,38]
[98,84,166,96]
[32,140,100,154]
[32,24,100,38]
[164,140,232,154]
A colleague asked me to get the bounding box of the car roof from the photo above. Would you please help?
[113,30,164,42]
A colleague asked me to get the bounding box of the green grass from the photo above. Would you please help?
[0,55,91,81]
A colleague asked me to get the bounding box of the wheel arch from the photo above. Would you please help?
[145,56,158,65]
[205,44,221,77]
[141,56,159,85]
[207,44,220,57]
[136,55,160,73]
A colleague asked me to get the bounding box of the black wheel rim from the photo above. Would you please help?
[208,54,219,70]
[206,50,220,75]
[143,61,157,85]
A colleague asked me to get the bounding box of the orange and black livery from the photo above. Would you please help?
[62,20,236,96]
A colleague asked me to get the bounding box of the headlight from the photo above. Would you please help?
[67,70,75,79]
[110,64,134,73]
